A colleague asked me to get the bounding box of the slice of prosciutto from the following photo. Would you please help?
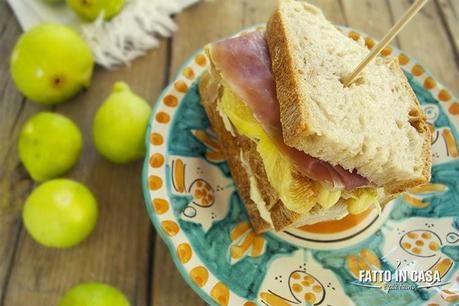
[209,31,370,190]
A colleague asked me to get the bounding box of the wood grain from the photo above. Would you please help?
[0,3,46,303]
[389,0,459,94]
[0,0,458,306]
[341,0,393,35]
[437,0,459,62]
[152,235,207,306]
[308,0,346,25]
[1,8,169,304]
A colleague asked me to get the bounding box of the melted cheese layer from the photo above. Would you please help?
[218,85,379,215]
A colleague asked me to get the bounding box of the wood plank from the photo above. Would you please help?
[308,0,347,25]
[340,0,393,39]
[167,1,245,78]
[0,3,48,303]
[437,0,459,61]
[2,24,168,306]
[240,0,277,27]
[388,0,459,95]
[152,235,207,306]
[0,0,456,305]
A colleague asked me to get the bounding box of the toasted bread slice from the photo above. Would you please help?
[266,0,431,193]
[199,70,354,232]
[199,71,273,233]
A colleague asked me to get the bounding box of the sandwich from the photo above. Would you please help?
[198,0,431,233]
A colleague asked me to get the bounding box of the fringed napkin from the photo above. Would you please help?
[7,0,200,68]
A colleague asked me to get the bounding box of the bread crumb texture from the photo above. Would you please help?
[268,0,428,187]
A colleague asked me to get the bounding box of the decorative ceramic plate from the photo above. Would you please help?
[143,26,459,306]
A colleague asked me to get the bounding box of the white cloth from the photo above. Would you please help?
[7,0,199,68]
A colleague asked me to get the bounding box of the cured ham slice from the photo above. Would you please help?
[210,31,281,136]
[209,31,370,189]
[284,145,370,190]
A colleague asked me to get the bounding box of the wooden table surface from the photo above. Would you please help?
[0,0,458,305]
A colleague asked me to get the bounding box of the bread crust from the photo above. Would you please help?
[383,60,432,194]
[199,72,272,233]
[266,8,311,144]
[199,70,309,232]
[200,64,400,232]
[266,3,431,194]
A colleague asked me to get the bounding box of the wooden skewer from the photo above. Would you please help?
[342,0,429,87]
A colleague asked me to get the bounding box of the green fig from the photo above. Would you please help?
[23,179,98,248]
[93,82,151,164]
[18,112,83,182]
[10,23,94,105]
[58,282,130,306]
[43,0,65,4]
[67,0,125,21]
